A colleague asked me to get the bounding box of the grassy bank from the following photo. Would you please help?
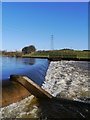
[2,51,23,57]
[22,50,90,61]
[2,49,90,61]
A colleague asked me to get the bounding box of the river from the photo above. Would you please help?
[0,56,49,86]
[0,57,90,119]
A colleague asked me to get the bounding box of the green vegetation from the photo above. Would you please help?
[1,47,90,61]
[22,49,90,61]
[2,50,23,57]
[22,45,36,54]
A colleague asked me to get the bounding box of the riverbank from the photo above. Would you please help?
[42,61,89,103]
[2,49,90,61]
[22,50,90,61]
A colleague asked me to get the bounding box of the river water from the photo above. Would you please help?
[0,57,49,86]
[0,57,90,119]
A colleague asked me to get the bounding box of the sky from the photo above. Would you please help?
[2,2,88,51]
[1,0,89,2]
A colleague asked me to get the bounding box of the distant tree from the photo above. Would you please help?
[83,50,90,52]
[22,45,36,54]
[2,50,7,55]
[61,48,74,51]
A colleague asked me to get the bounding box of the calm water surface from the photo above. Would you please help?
[0,57,49,86]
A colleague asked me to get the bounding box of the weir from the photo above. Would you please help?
[1,57,50,107]
[2,57,50,86]
[10,75,52,99]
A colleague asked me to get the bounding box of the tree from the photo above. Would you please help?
[22,45,36,54]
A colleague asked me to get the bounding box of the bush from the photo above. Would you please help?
[22,45,36,54]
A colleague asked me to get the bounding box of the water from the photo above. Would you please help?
[1,96,90,119]
[39,98,90,119]
[0,57,50,86]
[40,61,90,119]
[0,57,90,119]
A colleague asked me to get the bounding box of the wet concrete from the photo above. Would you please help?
[1,80,31,107]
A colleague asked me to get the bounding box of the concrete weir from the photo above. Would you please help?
[10,75,52,99]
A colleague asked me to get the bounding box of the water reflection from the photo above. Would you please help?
[23,58,36,65]
[14,57,36,66]
[1,57,49,86]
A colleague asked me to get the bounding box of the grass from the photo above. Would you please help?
[22,54,49,58]
[22,50,90,61]
[2,49,90,61]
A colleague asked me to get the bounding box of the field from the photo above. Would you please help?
[2,49,90,61]
[22,50,90,61]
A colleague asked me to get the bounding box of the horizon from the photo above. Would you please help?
[2,2,88,51]
[0,47,89,52]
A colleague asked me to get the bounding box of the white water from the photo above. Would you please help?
[0,60,90,119]
[42,61,89,102]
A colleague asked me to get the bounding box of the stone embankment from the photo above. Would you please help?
[42,61,89,102]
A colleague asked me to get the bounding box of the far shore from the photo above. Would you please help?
[1,49,90,61]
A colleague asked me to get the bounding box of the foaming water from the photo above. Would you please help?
[1,97,90,119]
[0,95,39,119]
[1,58,90,119]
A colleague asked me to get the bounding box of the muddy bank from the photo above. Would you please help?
[42,61,89,102]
